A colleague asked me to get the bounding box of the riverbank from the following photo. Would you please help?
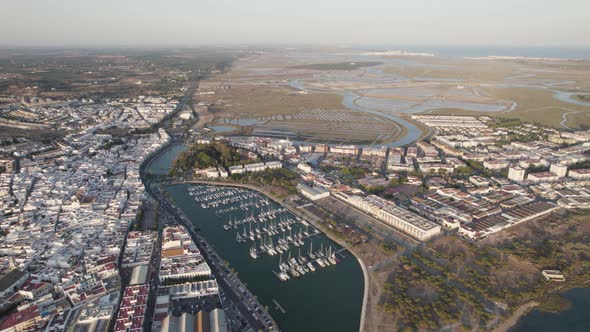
[493,301,539,332]
[166,179,369,332]
[510,287,590,332]
[143,140,175,172]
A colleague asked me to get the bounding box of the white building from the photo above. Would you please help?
[298,145,313,153]
[569,169,590,179]
[244,163,266,172]
[417,141,438,156]
[228,161,282,175]
[195,167,219,178]
[483,159,510,170]
[228,165,245,175]
[297,163,313,173]
[330,145,358,155]
[508,166,526,182]
[297,183,330,201]
[265,161,283,169]
[469,176,490,187]
[205,168,219,178]
[129,265,149,285]
[337,193,441,241]
[376,205,441,241]
[218,167,229,178]
[419,163,455,174]
[527,172,559,183]
[541,270,565,281]
[362,147,387,157]
[550,163,568,178]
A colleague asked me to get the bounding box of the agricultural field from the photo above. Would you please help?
[198,55,408,144]
[200,49,590,141]
[211,106,403,144]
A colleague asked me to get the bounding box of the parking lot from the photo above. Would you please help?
[170,294,220,317]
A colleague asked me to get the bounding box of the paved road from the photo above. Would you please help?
[142,209,165,329]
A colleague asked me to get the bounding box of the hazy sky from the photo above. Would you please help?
[1,0,589,47]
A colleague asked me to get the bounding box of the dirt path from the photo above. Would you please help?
[492,301,539,332]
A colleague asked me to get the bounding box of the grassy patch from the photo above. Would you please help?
[378,210,590,330]
[230,168,298,193]
[170,141,244,175]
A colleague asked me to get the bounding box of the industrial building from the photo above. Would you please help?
[160,309,228,332]
[129,265,149,286]
[297,183,330,201]
[335,193,441,241]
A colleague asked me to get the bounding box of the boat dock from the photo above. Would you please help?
[335,247,348,259]
[190,184,344,282]
[272,299,287,314]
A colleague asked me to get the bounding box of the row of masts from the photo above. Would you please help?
[275,244,338,281]
[245,226,311,256]
[223,205,288,229]
[216,196,271,215]
[190,185,270,210]
[229,216,312,240]
[190,185,338,283]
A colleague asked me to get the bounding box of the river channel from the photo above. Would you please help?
[149,144,365,332]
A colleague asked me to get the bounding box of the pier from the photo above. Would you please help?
[186,184,344,281]
[272,299,287,314]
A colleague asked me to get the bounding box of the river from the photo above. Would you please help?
[552,92,590,107]
[511,288,590,332]
[149,144,365,332]
[288,80,422,147]
[146,143,188,175]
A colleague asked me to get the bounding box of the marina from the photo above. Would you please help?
[187,185,344,281]
[165,183,363,332]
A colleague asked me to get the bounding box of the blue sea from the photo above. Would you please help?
[358,45,590,60]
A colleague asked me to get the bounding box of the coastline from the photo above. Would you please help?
[493,301,539,332]
[153,179,590,332]
[494,284,590,332]
[166,179,370,332]
[351,250,370,332]
[142,140,176,172]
